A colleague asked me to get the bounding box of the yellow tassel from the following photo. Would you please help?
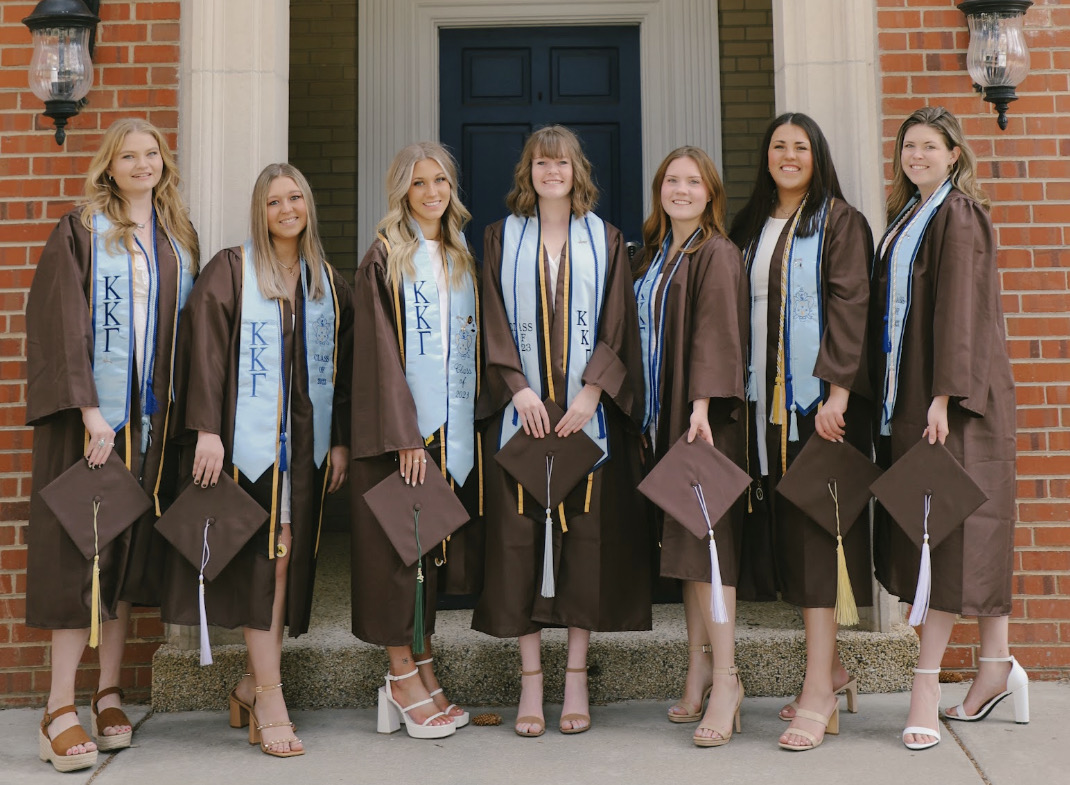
[558,503,568,533]
[89,499,101,648]
[517,482,524,515]
[835,535,859,627]
[770,381,785,425]
[477,433,484,516]
[583,473,593,513]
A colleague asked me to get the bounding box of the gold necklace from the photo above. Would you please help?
[279,261,298,278]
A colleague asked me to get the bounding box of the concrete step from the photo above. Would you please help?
[152,533,918,712]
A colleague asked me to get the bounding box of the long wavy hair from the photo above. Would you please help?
[728,113,844,249]
[887,106,990,221]
[80,117,199,269]
[249,163,328,301]
[505,125,599,218]
[637,146,727,276]
[377,142,475,289]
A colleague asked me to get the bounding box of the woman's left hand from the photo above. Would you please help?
[327,445,350,493]
[815,384,849,442]
[555,384,602,437]
[923,395,950,445]
[687,398,714,446]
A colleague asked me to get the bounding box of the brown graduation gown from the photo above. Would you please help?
[472,217,651,638]
[348,239,482,647]
[872,189,1016,617]
[25,210,187,628]
[635,234,749,585]
[748,199,875,608]
[160,248,353,636]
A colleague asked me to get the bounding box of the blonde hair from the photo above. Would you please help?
[249,163,328,301]
[377,142,475,289]
[80,117,199,270]
[887,106,990,221]
[505,125,599,218]
[638,147,727,275]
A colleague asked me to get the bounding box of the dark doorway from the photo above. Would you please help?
[440,25,643,253]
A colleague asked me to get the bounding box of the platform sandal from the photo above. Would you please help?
[414,656,469,728]
[91,687,132,751]
[377,669,456,739]
[39,706,97,772]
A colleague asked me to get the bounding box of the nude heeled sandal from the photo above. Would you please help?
[693,666,744,748]
[944,655,1029,724]
[515,669,545,738]
[779,676,859,720]
[91,687,132,751]
[668,644,713,723]
[39,706,97,773]
[249,682,304,757]
[902,667,941,751]
[559,666,591,734]
[414,656,469,728]
[779,703,840,751]
[377,669,456,739]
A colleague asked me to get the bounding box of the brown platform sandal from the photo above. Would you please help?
[693,666,744,748]
[668,644,713,723]
[515,669,545,738]
[248,682,304,758]
[39,705,98,772]
[559,666,591,735]
[228,673,254,730]
[91,687,132,751]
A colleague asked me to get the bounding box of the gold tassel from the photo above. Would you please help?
[477,433,484,516]
[829,481,859,626]
[89,500,101,648]
[517,482,524,515]
[770,379,785,425]
[558,503,568,533]
[583,473,593,512]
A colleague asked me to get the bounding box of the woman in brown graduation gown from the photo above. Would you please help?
[474,125,648,736]
[26,117,198,770]
[350,142,478,738]
[872,107,1023,750]
[729,113,873,751]
[162,163,352,757]
[633,147,748,747]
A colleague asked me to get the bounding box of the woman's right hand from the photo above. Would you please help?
[193,431,225,487]
[80,406,116,469]
[512,387,550,438]
[398,448,427,486]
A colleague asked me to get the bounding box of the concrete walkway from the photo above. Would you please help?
[7,681,1067,785]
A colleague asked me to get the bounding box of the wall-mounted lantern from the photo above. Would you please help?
[22,0,100,146]
[958,0,1033,131]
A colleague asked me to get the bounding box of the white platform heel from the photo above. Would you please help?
[944,655,1029,724]
[376,669,456,739]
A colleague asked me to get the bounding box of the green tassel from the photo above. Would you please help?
[413,506,426,654]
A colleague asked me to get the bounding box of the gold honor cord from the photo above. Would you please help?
[772,202,807,475]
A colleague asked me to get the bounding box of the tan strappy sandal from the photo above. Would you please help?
[779,699,840,751]
[248,682,304,758]
[39,705,97,772]
[779,676,858,720]
[228,673,254,730]
[91,687,132,751]
[515,669,545,738]
[669,643,713,723]
[560,666,591,734]
[693,666,744,748]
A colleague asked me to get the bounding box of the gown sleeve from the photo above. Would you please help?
[329,266,354,448]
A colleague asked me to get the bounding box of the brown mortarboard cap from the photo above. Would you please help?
[154,473,268,582]
[493,399,604,510]
[870,439,988,551]
[776,437,883,540]
[38,451,152,560]
[637,433,751,540]
[362,451,471,567]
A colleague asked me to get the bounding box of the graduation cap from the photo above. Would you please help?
[638,433,751,624]
[38,452,153,648]
[154,474,268,665]
[869,439,988,626]
[363,452,470,652]
[776,437,884,626]
[493,399,603,598]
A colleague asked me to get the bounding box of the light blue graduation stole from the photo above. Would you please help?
[232,241,338,481]
[878,179,954,436]
[498,212,609,465]
[90,212,194,455]
[400,227,478,484]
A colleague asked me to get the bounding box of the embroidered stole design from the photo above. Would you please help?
[399,228,478,484]
[878,179,954,436]
[498,212,609,464]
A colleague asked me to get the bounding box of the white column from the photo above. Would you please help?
[772,0,885,236]
[179,0,290,263]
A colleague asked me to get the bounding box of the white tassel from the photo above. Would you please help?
[540,513,555,598]
[908,494,932,627]
[198,518,214,666]
[694,485,729,624]
[788,406,799,442]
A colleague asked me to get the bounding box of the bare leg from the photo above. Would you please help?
[45,628,97,755]
[385,642,453,726]
[945,615,1012,718]
[95,601,132,736]
[693,582,740,743]
[560,627,590,731]
[415,637,466,721]
[903,609,955,747]
[781,643,850,719]
[244,523,303,753]
[668,581,713,719]
[780,607,839,748]
[516,631,544,734]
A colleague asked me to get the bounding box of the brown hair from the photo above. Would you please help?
[505,125,599,217]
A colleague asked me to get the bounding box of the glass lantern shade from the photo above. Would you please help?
[965,11,1030,89]
[28,25,93,103]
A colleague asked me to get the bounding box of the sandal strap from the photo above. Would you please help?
[386,668,419,682]
[520,669,543,677]
[256,720,295,731]
[255,682,283,693]
[95,706,131,732]
[566,666,588,673]
[428,687,444,698]
[978,655,1013,663]
[262,737,301,749]
[689,643,712,654]
[42,704,78,729]
[414,657,434,666]
[793,708,830,724]
[91,686,124,712]
[409,707,449,727]
[782,727,818,746]
[399,696,436,714]
[713,666,738,676]
[49,723,93,754]
[913,667,941,674]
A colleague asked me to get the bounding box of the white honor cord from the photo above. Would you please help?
[693,484,729,624]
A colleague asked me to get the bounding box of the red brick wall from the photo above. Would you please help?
[0,1,180,707]
[878,0,1070,678]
